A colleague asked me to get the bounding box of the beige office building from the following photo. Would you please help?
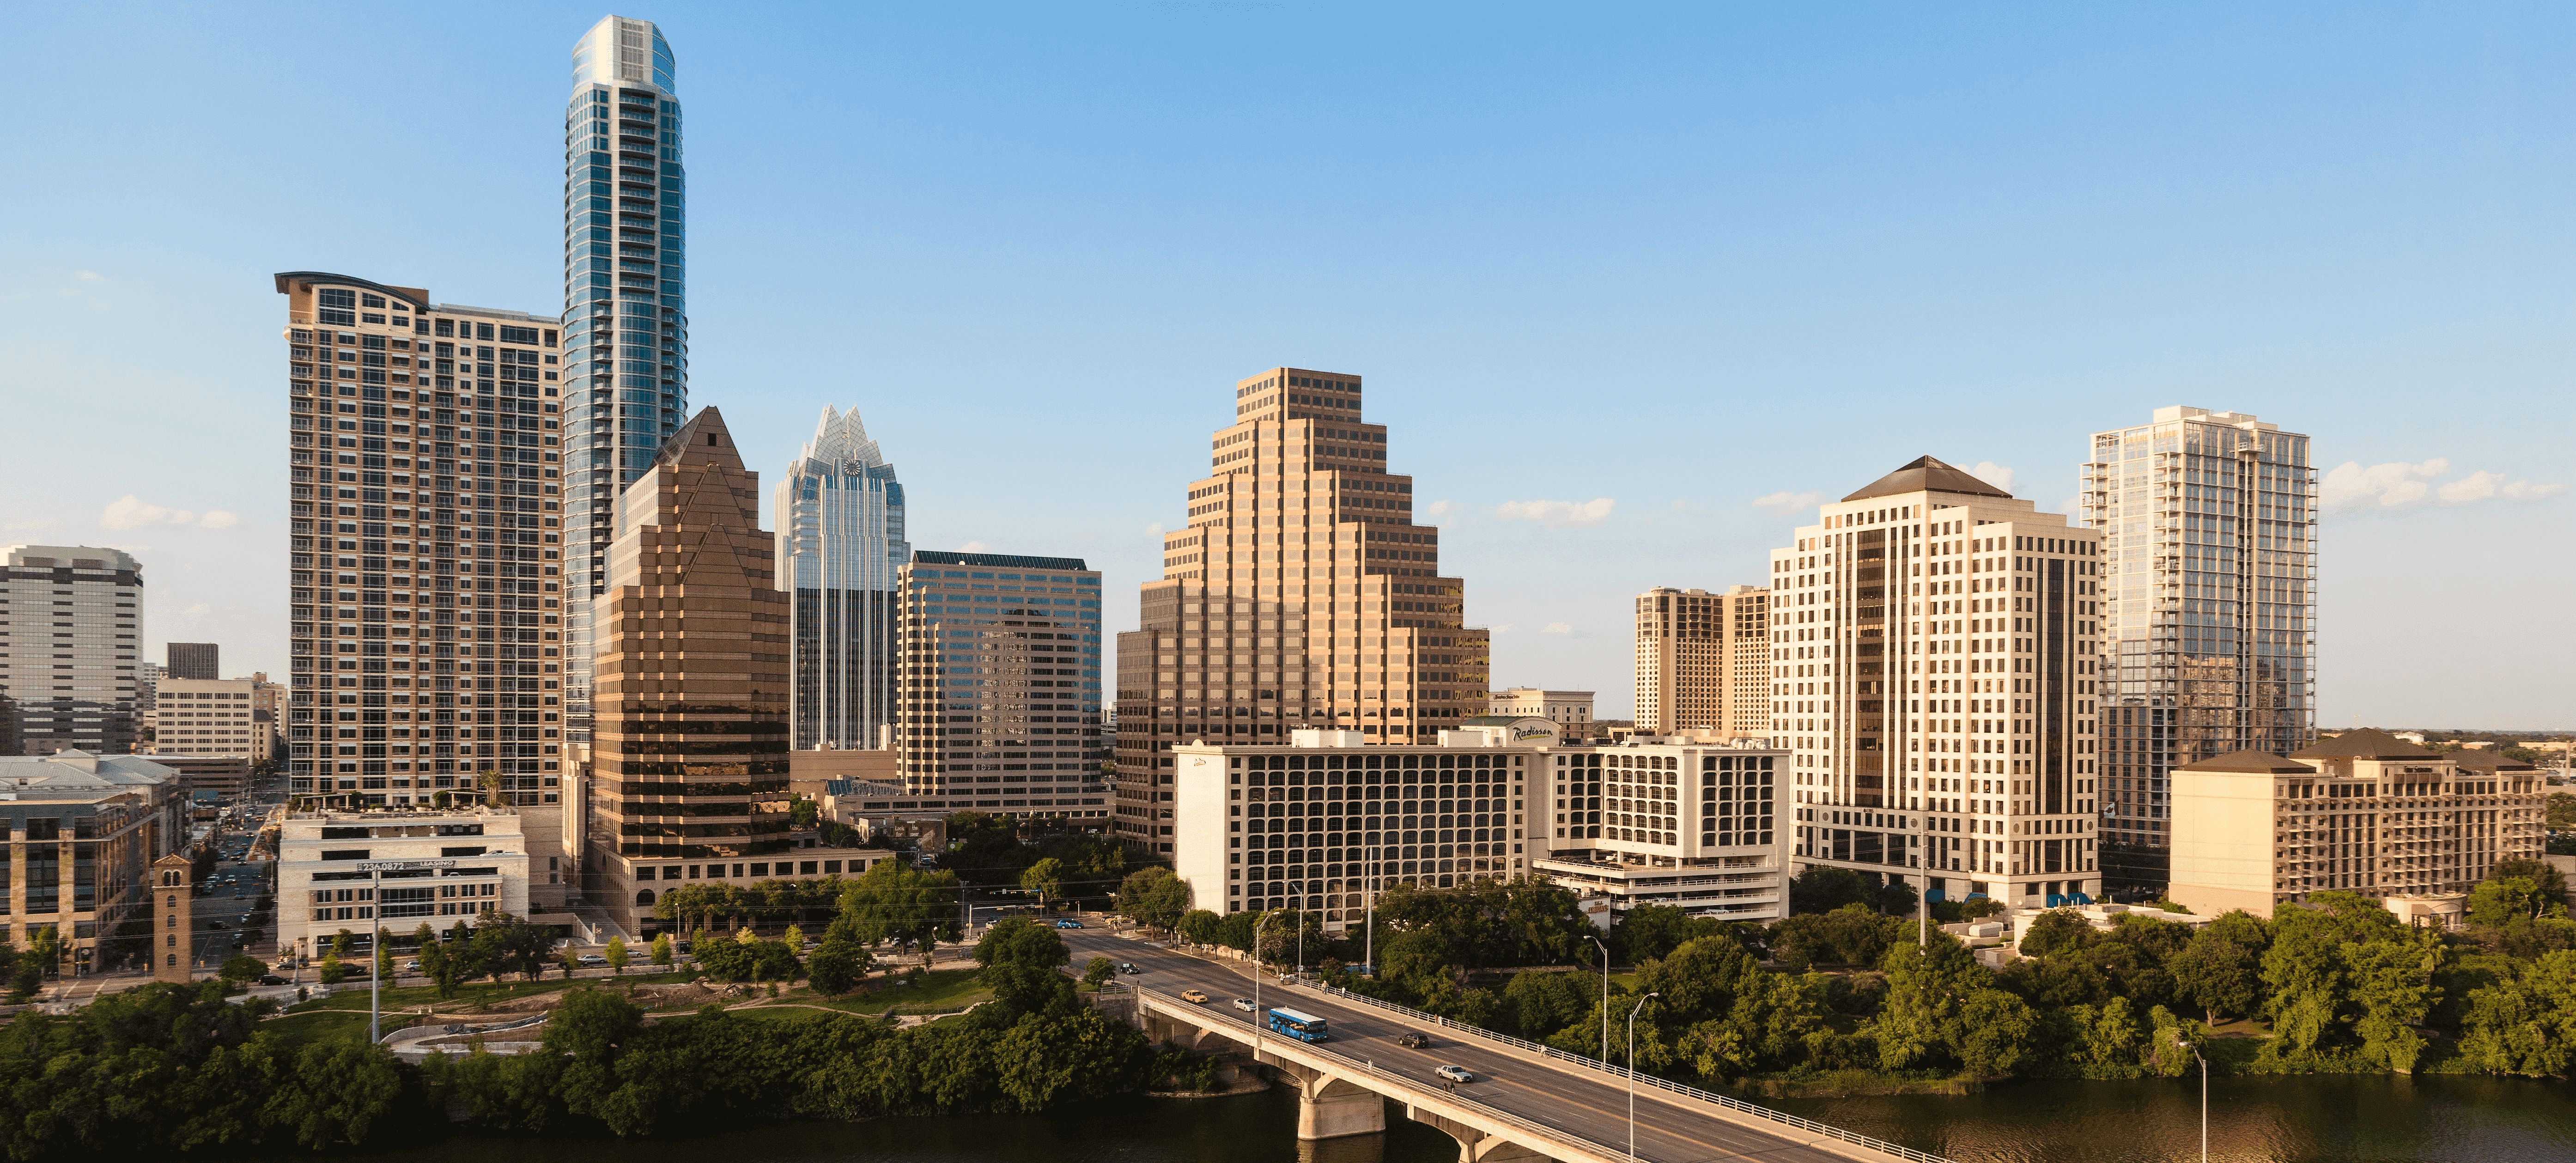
[1634,585,1770,739]
[146,678,272,764]
[1772,457,2108,908]
[2168,729,2548,919]
[1488,688,1593,732]
[0,547,144,756]
[892,550,1108,817]
[274,272,566,813]
[1115,367,1490,854]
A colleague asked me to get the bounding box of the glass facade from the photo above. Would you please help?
[562,15,687,743]
[2082,408,2316,885]
[776,407,910,750]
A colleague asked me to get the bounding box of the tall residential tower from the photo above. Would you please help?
[275,272,566,811]
[2080,407,2315,886]
[1634,585,1771,739]
[562,14,688,744]
[777,406,909,750]
[1114,367,1490,854]
[1773,457,2107,909]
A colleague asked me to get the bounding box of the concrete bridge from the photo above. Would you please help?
[1084,932,1947,1163]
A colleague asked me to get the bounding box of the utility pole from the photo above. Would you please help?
[1588,934,1611,1062]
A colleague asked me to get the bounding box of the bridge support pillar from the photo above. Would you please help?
[1406,1106,1554,1163]
[1269,1061,1387,1140]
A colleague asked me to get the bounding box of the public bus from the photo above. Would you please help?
[1266,1006,1330,1042]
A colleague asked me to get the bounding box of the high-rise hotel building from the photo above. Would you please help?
[562,14,689,744]
[275,272,565,810]
[0,546,143,756]
[893,552,1106,817]
[777,407,909,750]
[1772,457,2107,909]
[1115,368,1490,854]
[1634,585,1771,739]
[2080,407,2315,880]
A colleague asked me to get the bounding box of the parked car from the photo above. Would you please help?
[1397,1031,1431,1049]
[205,920,227,930]
[1118,962,1142,975]
[1434,1065,1475,1084]
[403,960,422,973]
[1055,919,1084,929]
[1179,988,1209,1004]
[577,954,608,968]
[256,975,287,986]
[1232,997,1257,1012]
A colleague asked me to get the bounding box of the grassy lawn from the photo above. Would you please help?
[265,1008,395,1047]
[802,968,992,1016]
[285,971,693,1015]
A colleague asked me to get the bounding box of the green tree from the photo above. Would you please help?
[839,859,965,966]
[219,954,264,984]
[1787,865,1870,914]
[1020,857,1064,908]
[1082,956,1117,988]
[2470,876,2565,927]
[419,926,463,999]
[808,926,873,995]
[1616,903,1726,963]
[2491,857,2568,903]
[1117,867,1191,935]
[2169,910,2268,1024]
[975,917,1072,970]
[317,954,349,986]
[374,927,395,980]
[2457,949,2576,1076]
[2346,928,2445,1072]
[1957,988,2041,1077]
[468,913,556,981]
[2017,909,2094,958]
[1177,908,1223,946]
[650,932,673,967]
[605,935,630,974]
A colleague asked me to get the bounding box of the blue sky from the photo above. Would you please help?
[3,3,2569,727]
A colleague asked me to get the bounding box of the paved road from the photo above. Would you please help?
[1067,931,1903,1163]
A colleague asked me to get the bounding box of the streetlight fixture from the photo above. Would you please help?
[354,858,453,1044]
[1252,911,1273,1061]
[1586,934,1611,1062]
[1628,990,1659,1163]
[2175,1033,2207,1163]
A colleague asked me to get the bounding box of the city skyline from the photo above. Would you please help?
[5,6,2573,728]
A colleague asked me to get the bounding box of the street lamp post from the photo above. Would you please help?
[1252,911,1273,1061]
[1628,991,1659,1163]
[1587,934,1611,1063]
[2176,1034,2207,1163]
[354,858,452,1045]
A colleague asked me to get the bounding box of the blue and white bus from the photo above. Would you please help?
[1266,1006,1330,1042]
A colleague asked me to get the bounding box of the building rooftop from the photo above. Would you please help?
[911,550,1090,572]
[1841,456,2013,502]
[2176,750,2316,775]
[2291,728,2440,761]
[0,751,177,795]
[2450,749,2539,773]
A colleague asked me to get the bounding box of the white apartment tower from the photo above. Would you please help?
[1773,457,2107,909]
[777,406,909,750]
[1634,585,1770,738]
[0,546,144,756]
[2080,407,2315,878]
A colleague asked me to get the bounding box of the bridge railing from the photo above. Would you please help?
[1298,980,1953,1163]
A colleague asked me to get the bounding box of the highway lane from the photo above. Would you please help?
[1067,930,1893,1163]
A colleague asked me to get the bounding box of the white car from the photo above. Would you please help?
[1232,997,1257,1013]
[1434,1065,1475,1084]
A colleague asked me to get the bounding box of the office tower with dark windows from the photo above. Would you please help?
[1114,368,1491,854]
[895,552,1107,820]
[2081,407,2315,888]
[777,407,908,751]
[1770,457,2108,910]
[587,409,881,933]
[0,546,144,756]
[274,272,566,813]
[562,14,688,746]
[165,642,218,681]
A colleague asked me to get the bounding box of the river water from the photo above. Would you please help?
[335,1074,2575,1163]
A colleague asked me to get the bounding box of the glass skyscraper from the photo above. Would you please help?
[776,407,910,750]
[2082,407,2316,888]
[562,15,687,740]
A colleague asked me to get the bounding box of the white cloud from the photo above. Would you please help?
[1967,462,2016,494]
[102,495,235,530]
[1669,498,1690,513]
[181,603,210,617]
[1750,491,1822,515]
[76,270,106,283]
[2319,458,2560,513]
[1489,624,1514,635]
[1425,499,1457,518]
[1143,522,1164,538]
[1495,498,1616,528]
[959,540,992,552]
[1541,622,1572,635]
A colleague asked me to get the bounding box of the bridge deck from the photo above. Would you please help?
[1070,930,1944,1163]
